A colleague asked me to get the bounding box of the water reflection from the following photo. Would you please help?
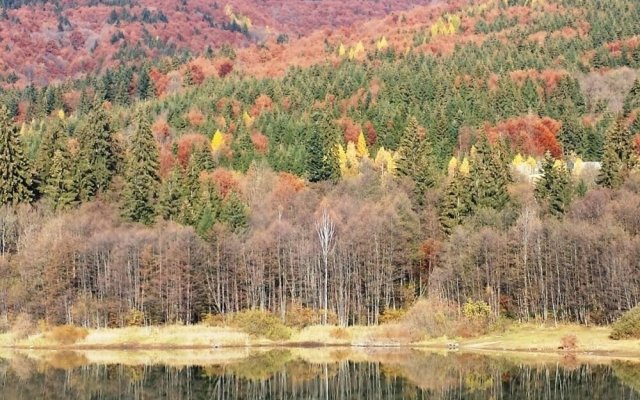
[0,349,638,399]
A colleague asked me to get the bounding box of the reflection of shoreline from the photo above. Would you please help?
[0,349,639,399]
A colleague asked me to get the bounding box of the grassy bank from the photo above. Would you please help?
[0,323,639,357]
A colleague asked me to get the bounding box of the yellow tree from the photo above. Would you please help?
[211,130,225,152]
[356,132,369,159]
[447,156,458,177]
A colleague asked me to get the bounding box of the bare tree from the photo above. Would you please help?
[316,206,335,325]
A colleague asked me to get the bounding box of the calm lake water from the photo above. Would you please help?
[0,349,638,399]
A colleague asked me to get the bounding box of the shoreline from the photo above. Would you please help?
[0,323,639,359]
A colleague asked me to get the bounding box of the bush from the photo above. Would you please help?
[10,313,36,340]
[201,313,225,327]
[124,308,145,327]
[45,325,89,345]
[379,308,406,324]
[329,327,351,340]
[611,305,640,340]
[560,334,578,351]
[285,303,336,328]
[229,309,291,340]
[400,299,458,338]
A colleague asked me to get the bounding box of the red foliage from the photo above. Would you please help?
[364,121,377,146]
[251,131,269,154]
[158,144,176,178]
[486,116,563,157]
[210,168,240,198]
[336,117,361,144]
[634,135,640,155]
[187,63,205,85]
[149,69,169,97]
[176,134,209,167]
[271,172,305,207]
[152,118,171,144]
[218,61,234,78]
[186,107,205,127]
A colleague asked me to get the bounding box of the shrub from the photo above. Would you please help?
[400,299,458,338]
[610,305,640,340]
[201,313,225,327]
[560,334,578,351]
[462,299,492,320]
[379,308,406,324]
[124,308,145,327]
[329,327,351,340]
[45,325,89,345]
[285,303,337,328]
[10,313,36,340]
[229,309,291,340]
[368,323,424,344]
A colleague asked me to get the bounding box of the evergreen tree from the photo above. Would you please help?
[123,108,160,225]
[596,116,635,188]
[75,103,118,201]
[157,166,183,221]
[622,78,640,117]
[0,106,33,205]
[469,135,510,210]
[439,169,472,235]
[137,66,155,100]
[221,191,248,232]
[306,112,339,182]
[534,151,572,216]
[34,117,65,190]
[397,116,437,203]
[44,148,79,210]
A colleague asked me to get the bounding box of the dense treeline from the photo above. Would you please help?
[0,0,640,328]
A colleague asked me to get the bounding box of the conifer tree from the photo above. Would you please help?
[596,115,635,188]
[123,108,160,225]
[306,112,339,182]
[137,66,155,100]
[439,169,472,235]
[397,117,437,203]
[623,78,640,117]
[75,103,118,201]
[534,151,572,216]
[222,191,248,232]
[469,135,510,210]
[0,106,33,205]
[44,148,79,210]
[157,166,183,221]
[34,117,65,190]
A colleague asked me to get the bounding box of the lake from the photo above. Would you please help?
[0,348,638,399]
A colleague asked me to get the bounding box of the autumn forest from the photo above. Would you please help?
[0,0,639,332]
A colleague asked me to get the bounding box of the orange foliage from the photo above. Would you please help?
[271,172,305,207]
[364,121,377,146]
[486,116,563,157]
[251,94,273,117]
[336,117,361,144]
[186,107,205,127]
[176,134,209,167]
[209,168,240,198]
[152,118,171,144]
[251,131,269,154]
[158,144,176,178]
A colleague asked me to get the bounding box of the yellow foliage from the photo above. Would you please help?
[356,132,369,159]
[572,157,584,176]
[526,156,537,172]
[337,143,359,177]
[348,48,356,60]
[338,43,346,57]
[512,153,524,166]
[57,109,65,120]
[376,36,388,51]
[354,41,365,55]
[448,156,459,176]
[19,122,26,136]
[374,147,397,175]
[459,157,470,175]
[553,159,566,170]
[211,130,225,152]
[243,111,254,128]
[431,14,460,37]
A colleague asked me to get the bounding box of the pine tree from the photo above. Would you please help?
[439,169,472,235]
[157,166,183,221]
[397,117,437,203]
[0,106,33,205]
[137,66,155,100]
[534,152,572,216]
[75,103,118,201]
[221,191,248,232]
[123,108,160,225]
[622,78,640,117]
[34,118,66,190]
[469,135,510,210]
[306,112,339,182]
[596,116,635,188]
[44,148,78,210]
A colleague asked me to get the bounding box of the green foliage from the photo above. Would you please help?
[462,299,492,320]
[0,106,33,205]
[469,136,510,210]
[597,116,635,189]
[123,108,160,224]
[306,112,339,182]
[396,116,437,203]
[534,152,573,216]
[229,309,292,340]
[610,305,640,340]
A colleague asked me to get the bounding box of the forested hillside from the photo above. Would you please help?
[0,0,639,330]
[0,0,433,85]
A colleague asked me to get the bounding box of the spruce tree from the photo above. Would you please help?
[157,165,183,221]
[397,116,437,203]
[0,106,33,205]
[596,116,635,188]
[123,108,160,225]
[34,117,65,190]
[306,112,339,182]
[534,152,572,216]
[75,103,118,200]
[622,78,640,117]
[469,135,510,210]
[44,148,79,210]
[439,169,472,235]
[221,191,248,232]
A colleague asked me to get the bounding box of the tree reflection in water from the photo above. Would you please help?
[0,349,638,399]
